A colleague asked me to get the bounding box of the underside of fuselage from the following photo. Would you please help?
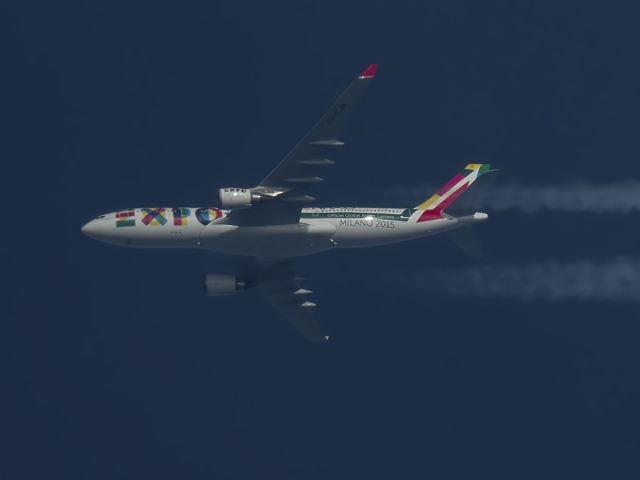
[198,221,337,257]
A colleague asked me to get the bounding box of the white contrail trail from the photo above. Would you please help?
[388,180,640,213]
[396,258,640,302]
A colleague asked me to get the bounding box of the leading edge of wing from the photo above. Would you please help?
[257,63,378,190]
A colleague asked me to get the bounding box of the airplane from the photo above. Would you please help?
[82,64,494,342]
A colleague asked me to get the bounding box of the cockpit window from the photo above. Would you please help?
[94,215,106,219]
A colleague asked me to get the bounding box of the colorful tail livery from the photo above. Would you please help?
[413,164,492,222]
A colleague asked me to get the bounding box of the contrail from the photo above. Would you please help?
[387,180,640,213]
[396,258,640,303]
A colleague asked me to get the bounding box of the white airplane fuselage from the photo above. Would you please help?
[82,206,488,258]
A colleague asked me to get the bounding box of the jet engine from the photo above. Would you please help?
[218,188,264,208]
[203,274,247,296]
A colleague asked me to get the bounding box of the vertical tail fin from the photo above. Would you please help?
[413,164,492,222]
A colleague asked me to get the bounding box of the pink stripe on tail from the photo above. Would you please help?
[359,64,378,79]
[436,173,465,196]
[435,182,470,211]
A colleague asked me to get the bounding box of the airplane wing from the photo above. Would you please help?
[258,63,377,189]
[224,64,378,226]
[239,259,329,342]
[258,278,328,343]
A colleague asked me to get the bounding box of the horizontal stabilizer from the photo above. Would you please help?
[447,225,484,259]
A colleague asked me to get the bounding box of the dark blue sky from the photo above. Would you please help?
[3,1,640,478]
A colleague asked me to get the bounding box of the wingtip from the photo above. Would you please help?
[358,63,378,79]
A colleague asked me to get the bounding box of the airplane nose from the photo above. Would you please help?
[82,216,129,245]
[81,220,97,238]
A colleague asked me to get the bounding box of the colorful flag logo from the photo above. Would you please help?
[172,208,190,226]
[141,208,168,226]
[116,210,135,227]
[196,208,223,225]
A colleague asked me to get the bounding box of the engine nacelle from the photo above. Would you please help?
[218,187,263,208]
[203,274,247,296]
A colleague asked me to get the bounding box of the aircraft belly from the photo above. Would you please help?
[100,222,204,248]
[130,224,203,248]
[199,222,336,258]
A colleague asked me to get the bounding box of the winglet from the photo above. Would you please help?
[358,63,378,79]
